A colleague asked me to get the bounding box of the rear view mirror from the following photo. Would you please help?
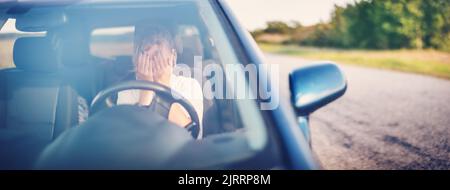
[289,62,347,116]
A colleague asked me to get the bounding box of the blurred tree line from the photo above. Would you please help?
[252,0,450,51]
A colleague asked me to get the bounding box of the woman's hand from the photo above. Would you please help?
[136,48,174,86]
[135,52,155,105]
[136,52,154,81]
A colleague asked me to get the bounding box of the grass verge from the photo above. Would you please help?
[259,43,450,79]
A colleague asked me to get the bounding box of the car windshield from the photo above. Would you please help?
[0,0,271,168]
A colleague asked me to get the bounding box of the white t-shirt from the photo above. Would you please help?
[117,75,204,128]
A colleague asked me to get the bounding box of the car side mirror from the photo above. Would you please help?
[289,62,347,116]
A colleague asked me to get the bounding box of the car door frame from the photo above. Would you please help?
[213,0,319,170]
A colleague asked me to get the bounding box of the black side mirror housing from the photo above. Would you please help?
[289,62,347,116]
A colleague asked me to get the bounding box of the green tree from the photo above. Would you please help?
[263,21,291,34]
[421,0,450,50]
[254,0,450,51]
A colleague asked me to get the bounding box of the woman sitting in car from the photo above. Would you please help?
[117,24,203,130]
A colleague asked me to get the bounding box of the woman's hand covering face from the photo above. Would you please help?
[136,52,154,81]
[135,45,175,82]
[134,44,177,106]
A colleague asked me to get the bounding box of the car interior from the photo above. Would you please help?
[0,1,282,169]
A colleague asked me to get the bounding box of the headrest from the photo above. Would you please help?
[13,37,59,72]
[49,32,90,67]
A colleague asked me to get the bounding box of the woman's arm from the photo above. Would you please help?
[168,76,204,128]
[168,103,192,127]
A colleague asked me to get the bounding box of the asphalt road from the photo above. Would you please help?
[265,53,450,170]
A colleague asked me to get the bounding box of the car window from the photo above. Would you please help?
[198,1,268,150]
[90,26,135,59]
[0,19,45,69]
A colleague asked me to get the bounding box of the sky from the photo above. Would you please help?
[226,0,356,30]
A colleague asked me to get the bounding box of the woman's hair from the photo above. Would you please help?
[133,24,176,80]
[134,25,175,53]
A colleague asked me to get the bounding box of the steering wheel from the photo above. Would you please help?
[90,80,202,139]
